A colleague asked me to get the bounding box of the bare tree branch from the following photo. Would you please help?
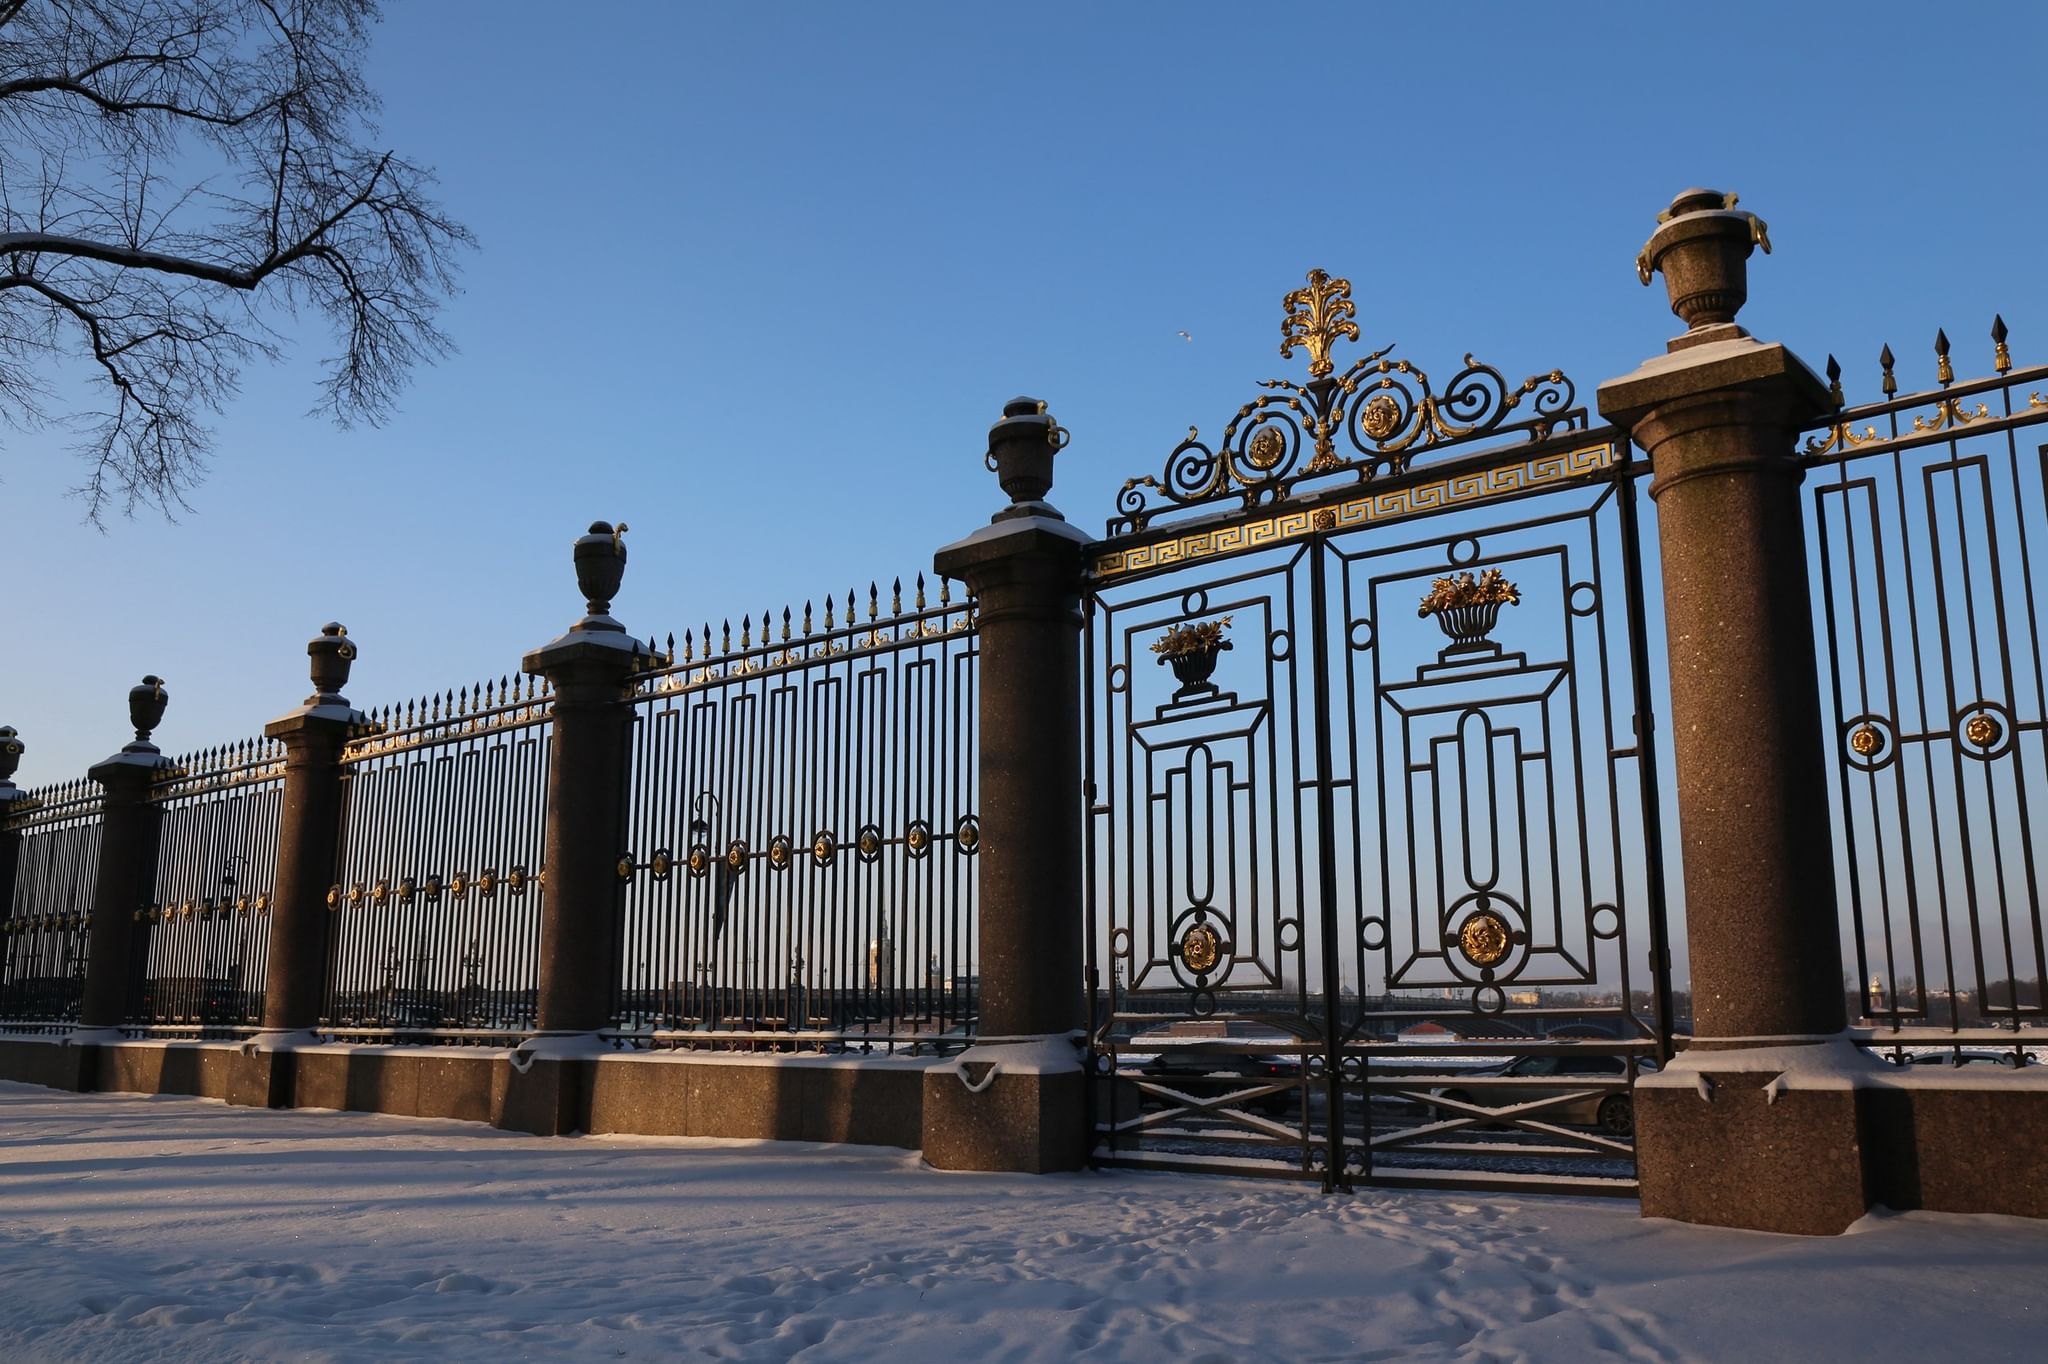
[0,0,472,521]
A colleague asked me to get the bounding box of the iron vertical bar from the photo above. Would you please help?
[1306,534,1347,1188]
[1615,448,1676,1063]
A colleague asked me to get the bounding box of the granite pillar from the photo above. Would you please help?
[512,521,642,1133]
[78,678,173,1032]
[260,625,369,1035]
[0,727,26,921]
[1600,189,1870,1233]
[928,398,1090,1172]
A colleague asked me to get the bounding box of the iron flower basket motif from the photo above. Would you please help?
[1152,615,1233,696]
[1113,269,1580,531]
[1418,569,1519,649]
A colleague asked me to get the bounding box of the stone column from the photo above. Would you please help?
[0,727,26,920]
[79,678,173,1033]
[925,398,1091,1173]
[508,521,641,1134]
[233,625,370,1107]
[1600,189,1870,1233]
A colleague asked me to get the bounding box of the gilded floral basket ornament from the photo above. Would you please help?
[1153,616,1233,700]
[1419,569,1519,653]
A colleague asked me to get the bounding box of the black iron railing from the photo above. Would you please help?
[321,678,553,1041]
[0,780,102,1028]
[1804,328,2048,1051]
[608,577,979,1052]
[125,739,285,1034]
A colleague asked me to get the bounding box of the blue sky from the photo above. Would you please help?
[5,0,2045,786]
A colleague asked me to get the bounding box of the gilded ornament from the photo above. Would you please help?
[811,832,836,866]
[1965,714,2003,749]
[372,879,390,905]
[1280,269,1360,379]
[616,856,635,881]
[955,818,980,852]
[450,872,469,898]
[857,826,883,860]
[769,836,792,870]
[1180,922,1223,975]
[1457,911,1512,969]
[1360,393,1402,442]
[1312,509,1337,532]
[1849,725,1882,757]
[726,839,749,871]
[478,869,498,897]
[1245,426,1287,471]
[650,849,672,880]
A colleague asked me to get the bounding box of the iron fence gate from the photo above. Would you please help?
[1081,273,1671,1192]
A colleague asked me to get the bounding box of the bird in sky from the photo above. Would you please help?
[1177,330,1193,342]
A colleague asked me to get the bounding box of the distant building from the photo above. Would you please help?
[867,931,894,992]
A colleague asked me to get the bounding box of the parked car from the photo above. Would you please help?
[1906,1049,2036,1068]
[1427,1052,1645,1136]
[1130,1021,1305,1115]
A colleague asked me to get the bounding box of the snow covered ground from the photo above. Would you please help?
[2,1082,2042,1363]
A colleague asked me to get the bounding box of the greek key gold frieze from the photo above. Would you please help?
[1090,440,1617,582]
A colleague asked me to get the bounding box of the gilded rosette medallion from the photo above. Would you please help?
[1965,713,2003,749]
[1180,922,1223,975]
[1457,910,1512,969]
[1245,426,1286,471]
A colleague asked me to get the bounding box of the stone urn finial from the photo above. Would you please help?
[572,520,629,632]
[308,622,357,704]
[1635,188,1772,333]
[0,725,22,789]
[127,675,169,750]
[986,396,1070,519]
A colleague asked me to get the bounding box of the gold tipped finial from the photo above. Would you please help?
[1279,269,1359,379]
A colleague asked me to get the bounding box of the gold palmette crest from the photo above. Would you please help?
[1112,268,1581,531]
[1280,269,1359,379]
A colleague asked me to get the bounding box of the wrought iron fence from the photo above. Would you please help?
[322,678,553,1041]
[0,780,102,1028]
[1804,323,2048,1062]
[610,577,979,1051]
[125,740,285,1034]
